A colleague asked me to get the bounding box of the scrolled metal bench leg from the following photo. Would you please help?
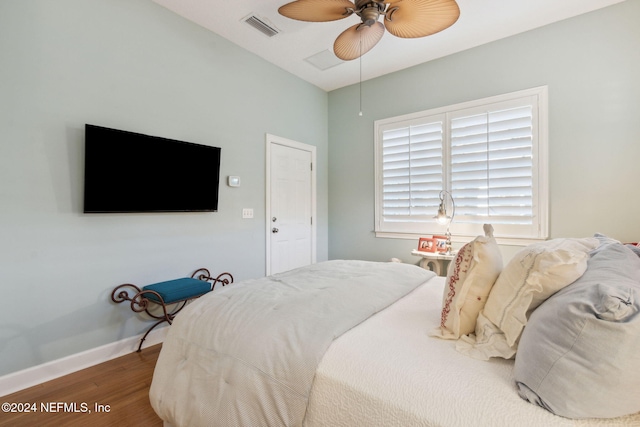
[137,318,170,352]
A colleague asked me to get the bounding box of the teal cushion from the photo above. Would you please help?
[143,277,211,304]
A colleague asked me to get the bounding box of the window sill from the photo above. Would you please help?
[374,231,546,247]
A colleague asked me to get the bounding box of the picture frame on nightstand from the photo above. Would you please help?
[417,237,437,253]
[433,235,448,253]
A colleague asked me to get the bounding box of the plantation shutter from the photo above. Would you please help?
[378,116,444,231]
[374,87,547,240]
[450,103,534,226]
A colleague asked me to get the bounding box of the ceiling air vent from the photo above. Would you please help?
[305,50,344,71]
[244,14,280,38]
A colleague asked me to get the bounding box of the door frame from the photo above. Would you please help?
[265,133,317,276]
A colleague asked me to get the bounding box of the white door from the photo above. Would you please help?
[266,134,316,275]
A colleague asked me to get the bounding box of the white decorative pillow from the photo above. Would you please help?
[431,224,503,340]
[457,237,599,359]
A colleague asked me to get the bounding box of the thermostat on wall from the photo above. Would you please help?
[227,176,241,187]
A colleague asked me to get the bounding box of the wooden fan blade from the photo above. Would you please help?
[384,0,460,38]
[278,0,355,22]
[333,22,385,61]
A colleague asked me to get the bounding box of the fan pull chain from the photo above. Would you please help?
[359,34,363,117]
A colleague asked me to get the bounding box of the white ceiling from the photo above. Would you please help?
[151,0,626,91]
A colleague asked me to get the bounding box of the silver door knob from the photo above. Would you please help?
[272,227,279,233]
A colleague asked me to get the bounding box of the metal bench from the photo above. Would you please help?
[111,268,233,351]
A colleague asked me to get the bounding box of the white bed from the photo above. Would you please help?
[306,275,640,426]
[150,260,640,427]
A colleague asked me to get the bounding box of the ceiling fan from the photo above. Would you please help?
[278,0,460,61]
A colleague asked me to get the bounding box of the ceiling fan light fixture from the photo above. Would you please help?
[278,0,460,60]
[360,5,381,27]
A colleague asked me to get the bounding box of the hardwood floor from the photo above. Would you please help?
[0,344,163,427]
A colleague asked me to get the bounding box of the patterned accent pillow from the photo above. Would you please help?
[431,224,503,340]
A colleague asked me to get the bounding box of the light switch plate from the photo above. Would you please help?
[242,208,253,219]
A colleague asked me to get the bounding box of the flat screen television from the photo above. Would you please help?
[84,124,221,213]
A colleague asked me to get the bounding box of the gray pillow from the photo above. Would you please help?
[625,244,640,258]
[514,241,640,419]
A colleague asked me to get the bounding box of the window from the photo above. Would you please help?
[374,86,548,243]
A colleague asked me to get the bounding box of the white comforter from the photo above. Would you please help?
[150,260,434,427]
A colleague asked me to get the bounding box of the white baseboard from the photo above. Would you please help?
[0,327,168,397]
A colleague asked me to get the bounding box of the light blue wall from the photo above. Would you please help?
[328,0,640,262]
[0,0,328,376]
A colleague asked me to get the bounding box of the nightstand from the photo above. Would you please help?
[411,250,457,276]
